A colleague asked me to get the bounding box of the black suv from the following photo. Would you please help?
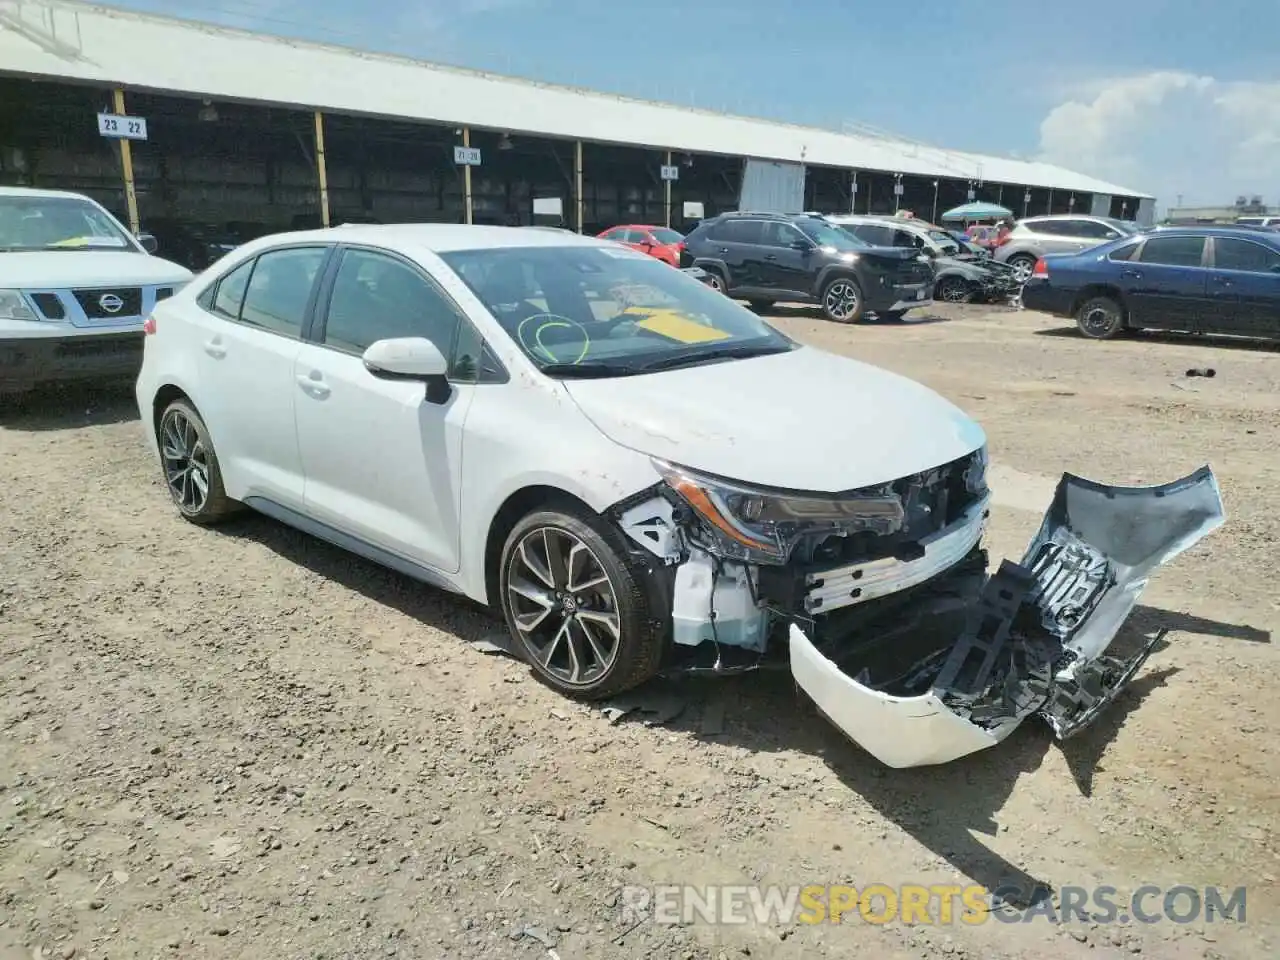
[679,212,935,322]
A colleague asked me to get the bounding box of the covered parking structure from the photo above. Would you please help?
[0,1,1152,269]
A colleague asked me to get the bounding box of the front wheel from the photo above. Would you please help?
[934,276,972,304]
[499,508,666,700]
[821,277,865,323]
[1075,296,1127,340]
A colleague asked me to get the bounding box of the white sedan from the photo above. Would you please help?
[134,225,1224,768]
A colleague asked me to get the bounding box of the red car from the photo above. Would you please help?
[597,224,685,266]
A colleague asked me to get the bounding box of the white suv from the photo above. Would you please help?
[134,224,1222,768]
[0,186,192,395]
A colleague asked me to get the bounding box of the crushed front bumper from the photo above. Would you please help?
[789,466,1225,768]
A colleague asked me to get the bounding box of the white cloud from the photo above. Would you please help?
[1036,71,1280,208]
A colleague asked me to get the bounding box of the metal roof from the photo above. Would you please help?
[0,1,1153,199]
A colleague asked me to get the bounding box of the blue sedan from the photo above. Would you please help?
[1020,227,1280,341]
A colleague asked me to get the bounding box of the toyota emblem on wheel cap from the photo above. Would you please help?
[98,293,124,314]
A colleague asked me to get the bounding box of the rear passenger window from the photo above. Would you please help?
[239,247,327,337]
[1214,237,1280,273]
[853,224,892,245]
[717,219,764,244]
[1138,236,1205,267]
[209,258,254,320]
[1108,242,1140,262]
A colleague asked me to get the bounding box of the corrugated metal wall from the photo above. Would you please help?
[738,159,806,213]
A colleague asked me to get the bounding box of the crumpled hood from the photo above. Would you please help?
[0,251,192,289]
[562,345,986,492]
[934,256,991,280]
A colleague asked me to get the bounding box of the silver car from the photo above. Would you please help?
[994,215,1139,283]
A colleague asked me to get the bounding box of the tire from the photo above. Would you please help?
[156,399,239,524]
[747,299,775,313]
[702,268,728,295]
[1075,296,1127,340]
[1007,254,1037,285]
[499,506,666,700]
[934,276,972,304]
[820,276,865,323]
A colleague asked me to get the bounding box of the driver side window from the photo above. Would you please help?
[321,248,492,380]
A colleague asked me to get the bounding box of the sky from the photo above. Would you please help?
[96,0,1280,208]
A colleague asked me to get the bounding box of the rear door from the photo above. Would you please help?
[192,244,330,507]
[756,220,812,295]
[708,219,765,291]
[1124,235,1209,331]
[1206,235,1280,337]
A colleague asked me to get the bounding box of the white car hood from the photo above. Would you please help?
[562,346,986,491]
[0,251,192,288]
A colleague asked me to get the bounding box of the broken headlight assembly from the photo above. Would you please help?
[653,458,908,565]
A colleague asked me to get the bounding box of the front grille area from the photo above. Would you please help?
[55,336,143,359]
[898,262,934,284]
[155,287,174,302]
[71,287,143,319]
[30,293,66,320]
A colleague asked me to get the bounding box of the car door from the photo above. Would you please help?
[711,219,765,292]
[292,245,478,575]
[625,228,657,258]
[756,221,810,295]
[1122,235,1209,331]
[1206,235,1280,337]
[192,244,329,506]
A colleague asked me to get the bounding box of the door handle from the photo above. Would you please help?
[203,338,226,359]
[1120,270,1142,280]
[1212,275,1233,287]
[764,254,778,261]
[296,372,331,399]
[718,247,730,254]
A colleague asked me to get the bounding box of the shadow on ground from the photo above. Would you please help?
[207,510,1270,914]
[0,381,139,431]
[768,304,954,326]
[1034,326,1280,353]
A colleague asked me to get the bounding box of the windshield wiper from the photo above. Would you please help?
[538,361,638,379]
[638,344,788,373]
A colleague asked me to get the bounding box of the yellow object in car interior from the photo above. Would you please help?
[624,308,732,344]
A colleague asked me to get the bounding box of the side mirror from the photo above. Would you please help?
[138,232,159,254]
[363,337,451,404]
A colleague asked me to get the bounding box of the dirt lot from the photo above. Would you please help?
[1,305,1276,960]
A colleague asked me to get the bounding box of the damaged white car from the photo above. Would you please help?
[136,225,1226,768]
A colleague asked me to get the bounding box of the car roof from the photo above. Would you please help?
[0,185,97,201]
[228,223,612,254]
[1143,226,1280,241]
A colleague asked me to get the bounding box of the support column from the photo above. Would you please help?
[574,140,584,233]
[112,89,140,235]
[462,127,474,225]
[664,149,673,229]
[313,111,331,228]
[1047,187,1054,214]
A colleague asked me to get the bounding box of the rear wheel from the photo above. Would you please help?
[1007,254,1037,284]
[821,277,865,323]
[499,507,666,700]
[156,399,239,524]
[1075,296,1126,340]
[702,268,728,294]
[934,276,972,304]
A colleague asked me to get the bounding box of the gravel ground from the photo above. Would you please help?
[1,305,1276,960]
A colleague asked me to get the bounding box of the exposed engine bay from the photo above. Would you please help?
[611,452,1225,768]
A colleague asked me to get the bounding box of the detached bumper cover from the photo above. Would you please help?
[790,466,1225,768]
[0,331,144,390]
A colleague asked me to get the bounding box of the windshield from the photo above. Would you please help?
[927,230,962,254]
[440,245,794,376]
[0,195,137,252]
[651,228,684,244]
[800,221,868,250]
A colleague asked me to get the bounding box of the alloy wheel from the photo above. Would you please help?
[1010,258,1035,284]
[824,280,861,321]
[938,278,970,303]
[1081,305,1117,337]
[506,527,622,687]
[160,409,210,514]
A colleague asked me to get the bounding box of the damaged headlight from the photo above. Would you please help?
[653,459,906,565]
[964,444,988,496]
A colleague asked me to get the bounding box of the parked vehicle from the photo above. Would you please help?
[827,214,1020,304]
[1235,215,1280,228]
[681,211,934,322]
[0,186,193,395]
[133,223,1223,768]
[1021,226,1280,341]
[994,215,1140,284]
[598,224,685,266]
